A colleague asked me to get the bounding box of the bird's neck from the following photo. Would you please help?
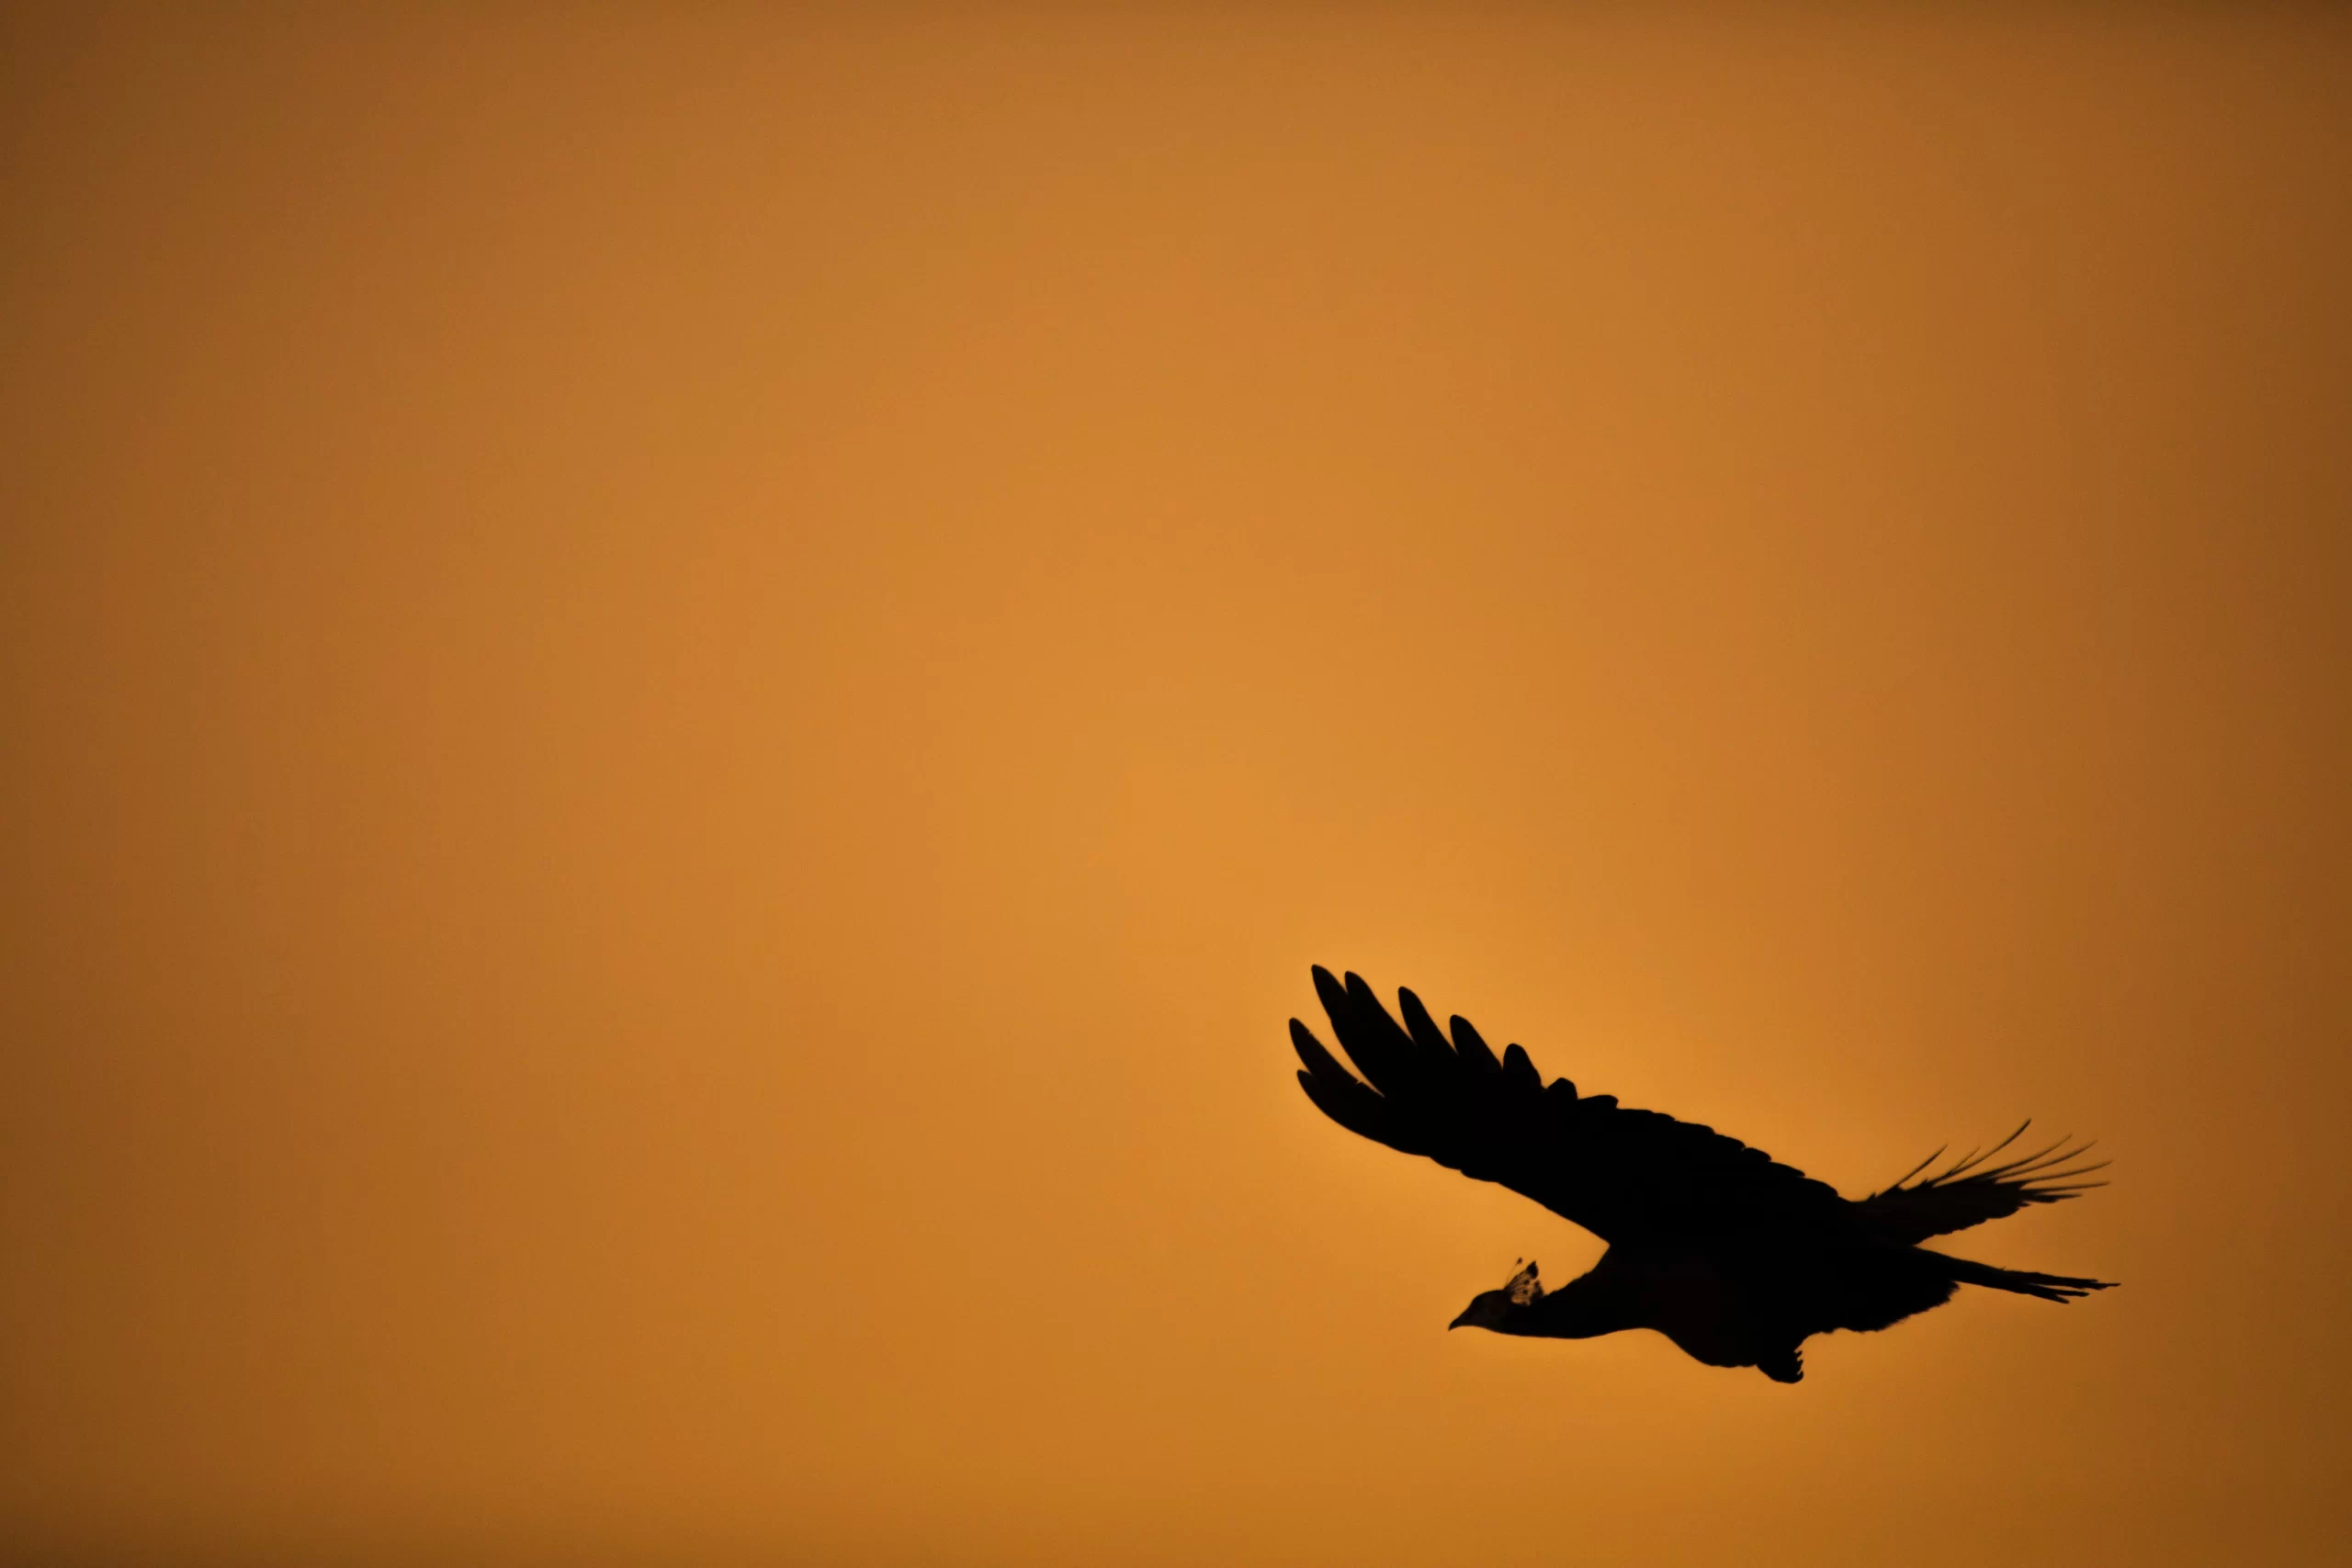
[1511,1268,1636,1340]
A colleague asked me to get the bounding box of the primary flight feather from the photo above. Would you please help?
[1290,967,2114,1383]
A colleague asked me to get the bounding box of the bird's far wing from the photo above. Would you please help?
[1854,1124,2108,1244]
[1289,967,1843,1245]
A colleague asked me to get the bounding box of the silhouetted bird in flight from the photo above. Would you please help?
[1290,967,2114,1382]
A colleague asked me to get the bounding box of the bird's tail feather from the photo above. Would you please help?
[1930,1251,2116,1303]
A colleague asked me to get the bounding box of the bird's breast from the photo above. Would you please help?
[1618,1248,1753,1368]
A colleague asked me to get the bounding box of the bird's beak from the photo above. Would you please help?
[1447,1310,1470,1330]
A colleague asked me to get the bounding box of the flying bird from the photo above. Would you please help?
[1289,967,2114,1382]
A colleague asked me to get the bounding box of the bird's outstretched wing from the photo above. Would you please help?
[1290,967,1843,1244]
[1855,1125,2108,1244]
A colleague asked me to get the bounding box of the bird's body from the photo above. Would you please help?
[1290,968,2113,1382]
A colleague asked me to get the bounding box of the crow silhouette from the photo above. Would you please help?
[1290,968,2114,1382]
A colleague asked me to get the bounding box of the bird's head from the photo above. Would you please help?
[1449,1259,1544,1332]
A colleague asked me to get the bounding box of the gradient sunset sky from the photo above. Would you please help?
[5,8,2348,1565]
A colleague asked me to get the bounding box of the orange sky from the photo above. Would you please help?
[4,8,2348,1565]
